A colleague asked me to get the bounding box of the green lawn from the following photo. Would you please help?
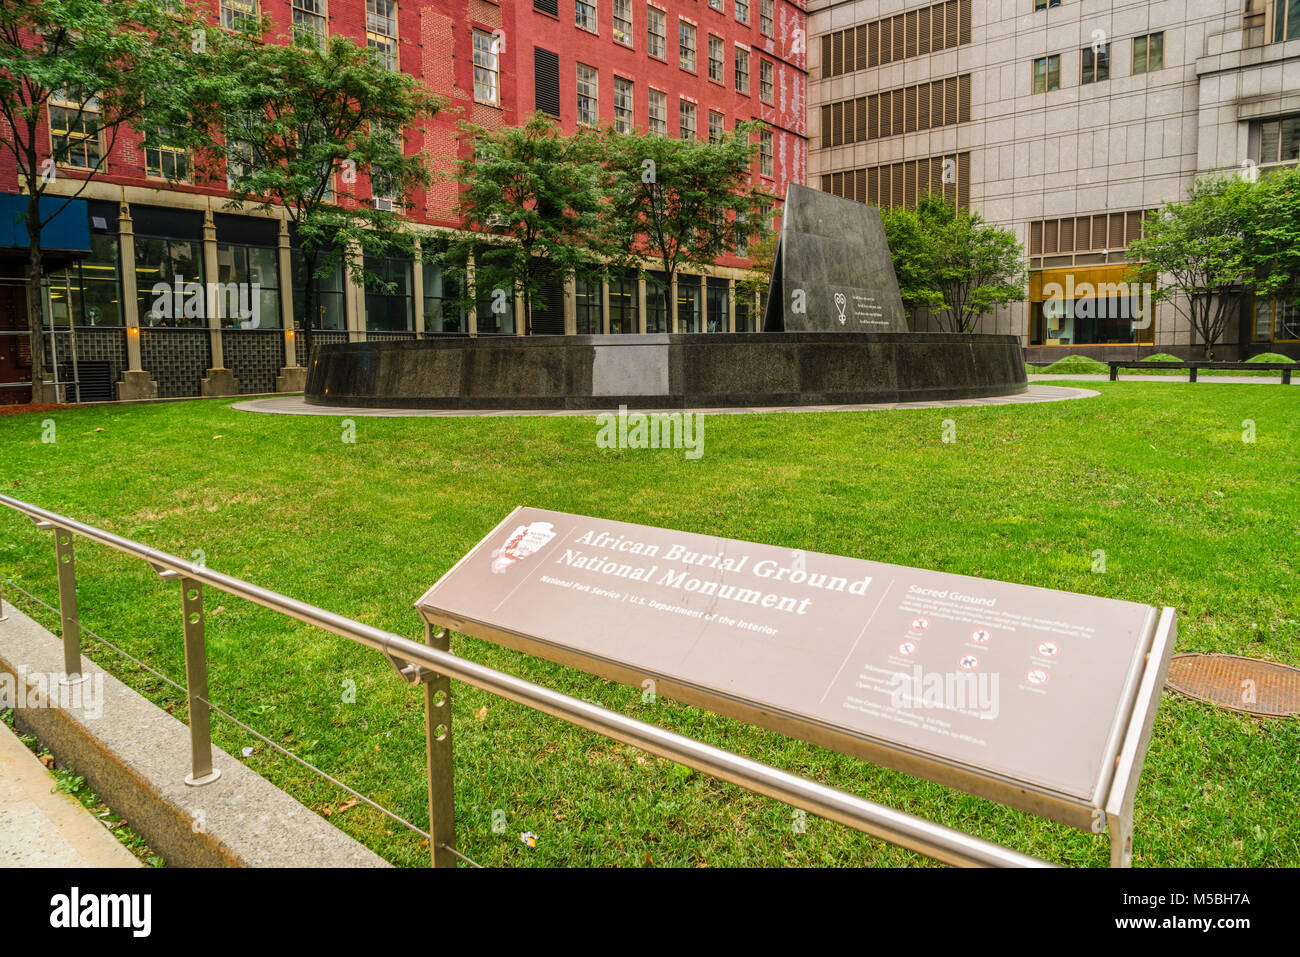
[0,382,1297,868]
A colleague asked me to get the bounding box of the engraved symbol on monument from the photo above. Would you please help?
[834,292,847,326]
[491,521,556,574]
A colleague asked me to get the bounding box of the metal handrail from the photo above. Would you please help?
[0,492,1053,868]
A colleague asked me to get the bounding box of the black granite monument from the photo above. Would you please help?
[305,187,1028,410]
[762,184,908,333]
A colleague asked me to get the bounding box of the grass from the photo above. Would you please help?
[0,384,1297,868]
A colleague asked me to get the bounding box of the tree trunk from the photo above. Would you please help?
[25,192,51,404]
[301,247,317,360]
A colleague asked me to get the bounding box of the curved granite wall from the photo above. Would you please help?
[304,333,1027,410]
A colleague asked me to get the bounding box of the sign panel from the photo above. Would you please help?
[417,508,1163,825]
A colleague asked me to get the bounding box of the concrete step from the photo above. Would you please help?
[0,719,141,868]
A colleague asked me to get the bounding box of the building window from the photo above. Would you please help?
[609,272,639,333]
[220,0,259,31]
[143,128,190,181]
[759,128,773,176]
[614,77,634,133]
[759,59,774,103]
[1256,114,1300,166]
[421,256,467,334]
[292,250,346,330]
[679,100,697,140]
[760,0,773,36]
[46,234,123,328]
[735,46,750,94]
[677,278,701,333]
[706,279,729,333]
[291,0,327,48]
[646,272,669,332]
[576,0,597,33]
[473,29,500,105]
[708,110,724,143]
[1032,54,1060,93]
[1276,0,1300,41]
[136,236,206,327]
[575,277,602,334]
[613,0,633,45]
[366,0,398,70]
[216,242,280,329]
[1081,43,1109,84]
[820,0,974,78]
[364,254,413,331]
[1133,32,1163,74]
[647,5,667,59]
[535,46,561,117]
[48,95,102,170]
[576,64,599,127]
[708,34,725,82]
[709,0,723,11]
[1033,0,1060,9]
[1028,266,1155,347]
[735,0,749,26]
[1255,298,1300,341]
[648,88,667,135]
[679,20,697,72]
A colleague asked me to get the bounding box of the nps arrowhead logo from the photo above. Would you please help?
[491,521,557,574]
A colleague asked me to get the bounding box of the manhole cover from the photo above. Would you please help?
[1165,653,1300,717]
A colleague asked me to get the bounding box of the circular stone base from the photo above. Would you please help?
[236,384,1097,418]
[303,332,1028,411]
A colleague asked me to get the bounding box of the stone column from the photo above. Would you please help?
[412,239,425,336]
[564,273,577,335]
[728,278,737,333]
[699,275,708,332]
[200,207,239,397]
[466,255,477,337]
[601,278,610,334]
[114,201,158,400]
[669,275,679,333]
[343,240,365,342]
[515,288,526,336]
[637,274,648,334]
[275,216,306,392]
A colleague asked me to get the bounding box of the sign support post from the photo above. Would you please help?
[423,623,457,867]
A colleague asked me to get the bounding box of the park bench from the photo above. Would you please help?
[1107,360,1294,383]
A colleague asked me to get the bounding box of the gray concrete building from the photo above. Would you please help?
[807,0,1300,359]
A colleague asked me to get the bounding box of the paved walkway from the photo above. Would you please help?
[1029,373,1296,385]
[233,384,1099,418]
[0,719,140,867]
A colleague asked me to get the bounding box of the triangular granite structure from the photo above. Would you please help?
[762,183,908,333]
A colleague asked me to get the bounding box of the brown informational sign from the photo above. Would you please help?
[417,507,1170,829]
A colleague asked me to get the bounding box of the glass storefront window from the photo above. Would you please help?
[609,273,638,334]
[291,249,346,330]
[706,280,729,332]
[46,233,123,327]
[575,276,602,334]
[646,272,669,333]
[363,254,413,331]
[421,258,467,333]
[476,285,516,335]
[216,242,280,329]
[677,278,701,333]
[136,236,205,327]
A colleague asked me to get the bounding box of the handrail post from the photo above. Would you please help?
[180,576,221,786]
[423,623,456,867]
[53,528,85,685]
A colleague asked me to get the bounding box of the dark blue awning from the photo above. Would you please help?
[0,193,92,253]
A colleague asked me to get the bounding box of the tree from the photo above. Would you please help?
[881,195,1025,334]
[600,123,769,330]
[1243,164,1300,318]
[879,203,946,323]
[442,114,605,336]
[1127,175,1257,358]
[735,219,778,320]
[0,0,204,401]
[192,27,442,356]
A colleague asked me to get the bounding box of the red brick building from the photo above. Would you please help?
[0,0,806,403]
